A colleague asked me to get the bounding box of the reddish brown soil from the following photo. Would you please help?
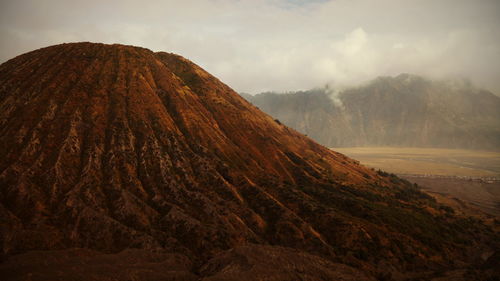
[0,43,497,280]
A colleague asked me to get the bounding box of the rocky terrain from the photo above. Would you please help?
[245,74,500,150]
[0,43,498,280]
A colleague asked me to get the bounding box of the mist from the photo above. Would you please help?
[1,0,499,94]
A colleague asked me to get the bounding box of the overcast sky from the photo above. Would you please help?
[1,0,499,94]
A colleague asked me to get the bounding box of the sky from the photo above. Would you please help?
[1,0,499,94]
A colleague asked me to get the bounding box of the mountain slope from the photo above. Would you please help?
[0,43,497,280]
[247,74,500,150]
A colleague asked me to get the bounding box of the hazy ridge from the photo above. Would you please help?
[245,74,500,151]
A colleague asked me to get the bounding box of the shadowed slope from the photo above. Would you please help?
[0,43,497,280]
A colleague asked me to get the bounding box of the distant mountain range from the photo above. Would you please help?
[244,74,500,150]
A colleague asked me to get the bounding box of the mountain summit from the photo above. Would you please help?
[0,43,497,280]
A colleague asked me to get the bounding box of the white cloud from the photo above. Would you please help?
[1,0,499,94]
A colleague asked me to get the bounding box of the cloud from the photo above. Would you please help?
[1,0,499,94]
[324,84,344,110]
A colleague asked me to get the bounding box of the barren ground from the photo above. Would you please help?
[333,147,500,216]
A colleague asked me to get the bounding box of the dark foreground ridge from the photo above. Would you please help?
[0,42,498,280]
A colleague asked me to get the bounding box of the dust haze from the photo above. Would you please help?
[1,0,499,94]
